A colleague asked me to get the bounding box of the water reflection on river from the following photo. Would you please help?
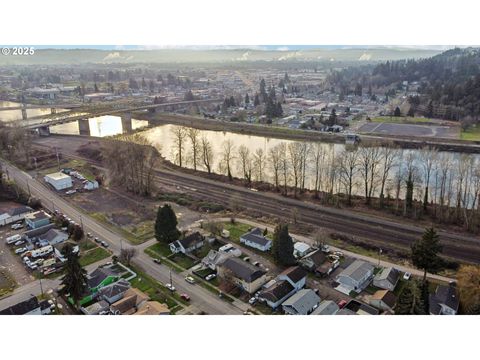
[50,115,149,137]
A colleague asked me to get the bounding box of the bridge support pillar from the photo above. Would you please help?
[78,118,91,136]
[37,126,50,136]
[121,112,132,133]
[51,108,57,114]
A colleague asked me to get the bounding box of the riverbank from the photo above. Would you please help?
[136,111,480,153]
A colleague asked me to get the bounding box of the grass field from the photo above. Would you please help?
[371,116,433,124]
[460,126,480,141]
[79,247,110,267]
[90,212,151,245]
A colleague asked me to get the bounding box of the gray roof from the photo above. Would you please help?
[259,280,294,303]
[374,267,400,285]
[429,284,459,314]
[8,206,33,217]
[339,260,374,282]
[88,268,117,289]
[312,300,339,315]
[178,232,204,248]
[0,296,39,315]
[39,229,67,242]
[222,257,266,282]
[282,289,320,315]
[241,228,271,247]
[98,279,131,300]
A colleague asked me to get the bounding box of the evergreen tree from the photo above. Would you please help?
[94,83,99,93]
[259,78,267,101]
[272,224,296,266]
[328,109,337,126]
[253,93,260,107]
[245,93,250,105]
[394,106,402,117]
[60,243,88,308]
[396,281,426,315]
[155,204,180,243]
[411,227,443,283]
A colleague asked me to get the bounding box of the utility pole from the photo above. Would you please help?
[26,178,31,197]
[169,269,173,291]
[55,147,60,170]
[39,278,44,297]
[378,248,382,267]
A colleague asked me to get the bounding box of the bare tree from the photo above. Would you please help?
[120,248,137,266]
[288,142,303,198]
[200,135,214,174]
[253,148,266,182]
[268,143,283,191]
[378,145,398,208]
[311,143,326,198]
[278,142,289,195]
[171,126,187,167]
[420,147,438,212]
[187,128,201,170]
[219,139,235,181]
[237,145,252,184]
[358,145,382,205]
[338,148,359,206]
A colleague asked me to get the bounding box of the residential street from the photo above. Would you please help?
[0,160,246,315]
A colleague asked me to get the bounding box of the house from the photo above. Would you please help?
[299,249,326,272]
[24,223,55,242]
[278,266,307,291]
[259,280,296,309]
[38,228,69,246]
[54,241,79,261]
[201,247,241,271]
[76,267,120,305]
[0,204,33,226]
[83,180,99,191]
[24,211,51,229]
[0,296,50,315]
[373,267,400,291]
[259,266,307,309]
[239,228,272,252]
[82,300,110,315]
[335,260,374,295]
[111,288,150,315]
[219,257,267,294]
[343,299,379,315]
[136,301,170,315]
[282,289,321,315]
[293,242,311,258]
[169,232,204,254]
[429,283,459,315]
[369,290,397,312]
[97,279,131,304]
[44,172,73,191]
[312,300,339,315]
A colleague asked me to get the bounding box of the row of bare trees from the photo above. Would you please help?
[169,125,480,232]
[103,134,160,195]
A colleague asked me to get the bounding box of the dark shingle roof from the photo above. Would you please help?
[8,206,33,217]
[179,232,203,248]
[0,297,39,315]
[260,280,294,303]
[241,231,271,247]
[280,266,307,284]
[429,284,459,314]
[88,268,117,289]
[222,257,266,282]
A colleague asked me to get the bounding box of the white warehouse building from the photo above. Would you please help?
[44,172,73,191]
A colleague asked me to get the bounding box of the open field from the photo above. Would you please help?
[79,247,111,267]
[359,121,460,139]
[461,126,480,141]
[371,116,436,124]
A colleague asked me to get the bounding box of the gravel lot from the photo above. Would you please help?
[359,122,459,139]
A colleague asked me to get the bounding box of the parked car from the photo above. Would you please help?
[321,245,331,253]
[14,240,25,246]
[153,258,161,264]
[180,293,190,301]
[333,251,344,257]
[94,237,101,243]
[65,190,76,195]
[338,299,348,309]
[252,261,260,267]
[243,257,250,262]
[165,283,176,292]
[15,247,27,254]
[101,241,109,248]
[87,232,92,238]
[403,272,411,281]
[205,274,216,281]
[248,297,257,305]
[185,276,196,284]
[11,223,24,230]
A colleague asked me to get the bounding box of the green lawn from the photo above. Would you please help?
[146,242,172,258]
[79,247,110,267]
[371,116,433,124]
[460,126,480,141]
[79,239,97,252]
[222,222,252,242]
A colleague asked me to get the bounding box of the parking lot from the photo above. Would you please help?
[0,226,35,287]
[359,122,459,139]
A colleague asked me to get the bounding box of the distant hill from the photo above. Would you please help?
[0,47,443,65]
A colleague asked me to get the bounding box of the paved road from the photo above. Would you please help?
[0,160,245,315]
[33,136,480,264]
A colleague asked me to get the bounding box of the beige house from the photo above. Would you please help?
[219,257,267,294]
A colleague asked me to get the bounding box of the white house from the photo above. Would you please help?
[169,232,204,254]
[335,260,374,295]
[24,211,51,229]
[373,267,400,291]
[44,172,73,191]
[0,205,33,226]
[38,229,69,246]
[259,266,308,309]
[239,228,272,252]
[294,242,311,258]
[429,284,459,315]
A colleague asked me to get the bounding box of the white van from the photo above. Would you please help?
[6,234,22,245]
